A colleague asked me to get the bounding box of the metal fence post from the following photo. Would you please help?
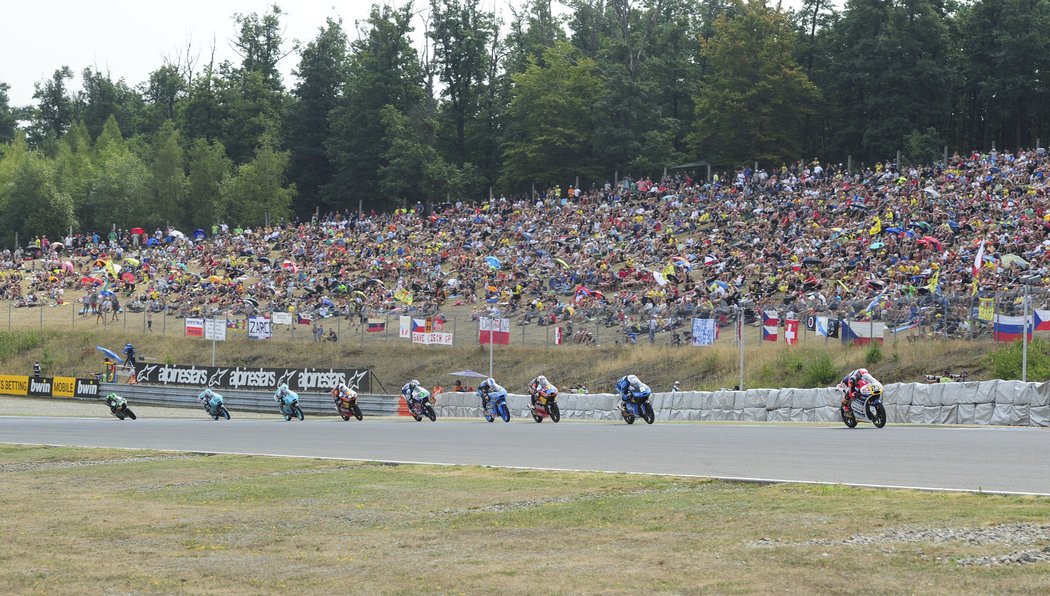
[39,303,43,330]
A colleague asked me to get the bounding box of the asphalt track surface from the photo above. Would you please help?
[2,416,1048,495]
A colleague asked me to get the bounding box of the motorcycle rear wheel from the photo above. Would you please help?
[549,402,560,423]
[841,407,857,428]
[341,414,351,421]
[113,411,125,420]
[623,411,635,424]
[533,412,543,423]
[352,403,364,421]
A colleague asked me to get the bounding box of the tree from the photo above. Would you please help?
[28,67,76,148]
[690,0,821,166]
[1,154,76,247]
[0,82,15,144]
[502,41,602,189]
[286,17,347,215]
[52,121,95,214]
[78,67,142,140]
[186,138,233,228]
[141,64,189,134]
[148,121,189,229]
[378,105,478,203]
[221,138,295,226]
[231,3,289,95]
[82,117,152,230]
[506,0,567,74]
[325,3,425,211]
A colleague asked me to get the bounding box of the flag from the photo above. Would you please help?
[393,288,413,306]
[661,262,676,279]
[784,319,800,345]
[367,318,386,333]
[691,318,718,346]
[554,327,564,345]
[863,290,886,316]
[891,320,918,334]
[479,317,510,345]
[840,320,885,345]
[978,298,995,322]
[926,269,940,293]
[816,317,839,338]
[869,216,882,236]
[973,240,986,276]
[1035,309,1050,331]
[992,314,1033,342]
[805,315,816,332]
[185,318,204,337]
[412,318,427,333]
[762,310,779,342]
[399,315,411,338]
[297,313,313,325]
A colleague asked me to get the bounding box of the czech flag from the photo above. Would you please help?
[840,320,885,345]
[762,310,779,342]
[411,318,427,333]
[297,313,313,325]
[1034,309,1050,332]
[992,314,1033,342]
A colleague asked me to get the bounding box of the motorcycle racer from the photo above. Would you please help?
[401,380,430,411]
[838,368,883,420]
[331,382,357,405]
[615,374,651,412]
[527,375,558,410]
[476,377,507,411]
[197,388,222,412]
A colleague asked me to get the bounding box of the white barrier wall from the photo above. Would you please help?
[433,381,1049,427]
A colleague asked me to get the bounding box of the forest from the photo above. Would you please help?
[0,0,1046,242]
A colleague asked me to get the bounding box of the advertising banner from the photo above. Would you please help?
[133,363,371,393]
[0,375,97,398]
[248,316,272,340]
[0,374,29,396]
[185,318,204,337]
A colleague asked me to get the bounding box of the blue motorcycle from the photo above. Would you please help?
[619,393,655,425]
[205,394,230,420]
[278,391,305,421]
[479,390,511,423]
[841,385,887,429]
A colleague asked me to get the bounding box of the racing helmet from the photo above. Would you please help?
[537,375,548,387]
[626,374,641,389]
[203,388,214,398]
[484,377,496,388]
[410,379,420,389]
[278,383,289,394]
[856,368,869,377]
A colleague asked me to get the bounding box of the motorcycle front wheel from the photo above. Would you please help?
[549,402,560,423]
[870,402,887,428]
[423,404,436,422]
[293,405,304,421]
[218,405,230,420]
[124,407,136,420]
[642,403,655,425]
[352,403,364,421]
[498,403,510,423]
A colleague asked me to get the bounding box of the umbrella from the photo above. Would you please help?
[99,289,116,297]
[61,261,75,272]
[243,297,259,308]
[922,187,941,198]
[802,257,822,266]
[146,238,158,246]
[885,226,904,235]
[281,260,299,273]
[124,257,140,268]
[670,256,692,271]
[96,346,124,364]
[363,279,385,288]
[553,258,569,269]
[193,229,207,240]
[170,230,186,239]
[447,370,490,379]
[50,242,64,251]
[1001,254,1029,268]
[130,227,146,236]
[869,241,885,250]
[258,256,271,265]
[81,276,103,286]
[120,272,135,282]
[484,256,502,269]
[208,275,224,283]
[25,245,42,253]
[709,280,729,291]
[918,236,943,250]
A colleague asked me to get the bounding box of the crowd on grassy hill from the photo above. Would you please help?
[2,148,1049,343]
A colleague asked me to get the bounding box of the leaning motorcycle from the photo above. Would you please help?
[480,391,511,423]
[407,396,437,422]
[279,392,305,421]
[107,398,137,421]
[205,395,231,420]
[335,394,363,421]
[530,389,560,423]
[840,384,887,429]
[619,394,655,425]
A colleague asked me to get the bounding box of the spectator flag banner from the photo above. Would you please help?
[691,318,717,346]
[367,318,386,333]
[394,288,413,305]
[185,318,204,337]
[978,298,995,322]
[226,318,246,330]
[816,317,839,338]
[784,319,800,345]
[1034,309,1050,331]
[479,317,510,345]
[554,327,564,345]
[992,314,1033,342]
[248,316,272,340]
[840,320,885,345]
[762,310,779,342]
[411,318,427,333]
[204,319,226,341]
[805,315,816,332]
[412,332,453,346]
[296,313,312,326]
[399,316,411,338]
[271,312,293,325]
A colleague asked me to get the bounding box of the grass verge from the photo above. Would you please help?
[1,444,1048,594]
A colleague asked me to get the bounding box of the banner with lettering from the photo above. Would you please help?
[132,363,371,393]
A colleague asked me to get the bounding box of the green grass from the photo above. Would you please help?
[1,444,1048,594]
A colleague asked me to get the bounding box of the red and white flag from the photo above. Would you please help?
[479,317,510,345]
[554,327,564,345]
[784,319,800,346]
[762,310,779,342]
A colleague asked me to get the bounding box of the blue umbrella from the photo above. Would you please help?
[96,346,124,363]
[484,256,502,269]
[193,229,207,240]
[146,237,158,246]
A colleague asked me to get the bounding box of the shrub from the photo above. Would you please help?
[986,339,1050,380]
[802,350,839,387]
[864,343,884,367]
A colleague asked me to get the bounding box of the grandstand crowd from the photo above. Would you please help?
[2,148,1049,342]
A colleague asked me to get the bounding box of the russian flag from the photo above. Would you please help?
[1034,309,1050,331]
[993,314,1033,342]
[762,310,779,342]
[840,320,885,345]
[297,313,312,325]
[367,319,386,333]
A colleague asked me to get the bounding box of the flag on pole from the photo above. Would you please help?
[367,319,386,333]
[296,313,313,325]
[784,319,800,345]
[992,314,1033,342]
[816,317,839,338]
[554,327,564,345]
[762,310,779,342]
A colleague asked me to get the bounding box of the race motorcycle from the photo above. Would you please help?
[106,396,137,421]
[335,393,363,421]
[619,394,655,425]
[530,388,560,423]
[204,395,230,420]
[278,391,305,421]
[479,390,511,423]
[407,396,437,422]
[839,384,887,429]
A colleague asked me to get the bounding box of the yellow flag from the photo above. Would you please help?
[926,269,940,293]
[978,297,994,321]
[869,216,882,236]
[394,288,413,306]
[662,262,676,278]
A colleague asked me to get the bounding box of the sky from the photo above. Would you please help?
[1,0,417,107]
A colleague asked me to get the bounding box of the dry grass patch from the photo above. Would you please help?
[1,445,1049,594]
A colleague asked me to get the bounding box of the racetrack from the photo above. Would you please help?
[1,415,1048,495]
